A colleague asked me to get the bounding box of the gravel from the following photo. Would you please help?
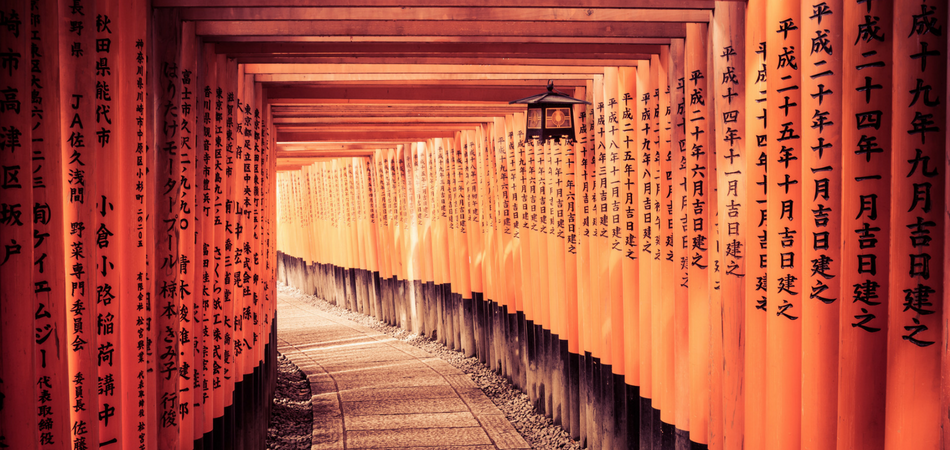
[277,283,583,450]
[266,353,313,450]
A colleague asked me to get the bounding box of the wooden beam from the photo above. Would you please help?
[277,130,464,140]
[262,79,592,87]
[244,63,624,74]
[232,56,648,66]
[207,35,674,44]
[264,86,573,102]
[182,7,709,22]
[278,143,403,151]
[158,0,715,9]
[195,21,687,38]
[214,42,665,56]
[256,73,597,82]
[263,78,587,90]
[274,124,489,133]
[273,116,502,124]
[269,107,524,118]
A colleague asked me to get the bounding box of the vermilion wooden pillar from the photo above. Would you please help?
[668,37,690,447]
[648,57,663,446]
[885,1,945,447]
[32,0,69,448]
[945,3,950,444]
[0,0,35,449]
[580,80,599,449]
[65,0,103,447]
[712,3,746,449]
[800,1,842,449]
[656,45,676,441]
[838,1,892,448]
[634,61,654,449]
[366,156,382,320]
[178,22,198,449]
[197,41,218,443]
[617,66,641,448]
[654,50,673,445]
[224,56,240,425]
[765,1,803,449]
[212,51,228,426]
[592,72,613,449]
[742,1,767,448]
[130,10,151,448]
[568,93,589,445]
[97,0,123,446]
[685,22,710,448]
[603,66,628,448]
[152,8,182,449]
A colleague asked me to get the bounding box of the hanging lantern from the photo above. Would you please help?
[510,81,591,143]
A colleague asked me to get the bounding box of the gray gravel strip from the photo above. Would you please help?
[277,284,583,450]
[267,353,314,450]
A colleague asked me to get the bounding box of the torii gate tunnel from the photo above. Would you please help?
[0,0,948,449]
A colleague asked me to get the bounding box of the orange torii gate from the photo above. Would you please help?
[2,2,949,450]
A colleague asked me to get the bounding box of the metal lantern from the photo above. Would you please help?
[510,81,591,143]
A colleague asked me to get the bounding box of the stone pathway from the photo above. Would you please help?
[277,292,532,450]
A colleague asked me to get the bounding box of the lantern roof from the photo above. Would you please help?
[509,81,591,105]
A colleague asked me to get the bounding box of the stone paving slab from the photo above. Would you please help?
[346,412,481,430]
[346,427,494,448]
[343,396,470,416]
[340,385,459,402]
[348,447,497,450]
[277,292,530,450]
[476,416,531,449]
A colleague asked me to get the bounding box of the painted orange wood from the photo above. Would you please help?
[669,37,691,437]
[30,1,69,448]
[712,3,746,450]
[576,84,593,361]
[635,61,653,405]
[764,2,803,449]
[177,22,198,449]
[742,0,768,447]
[197,41,218,439]
[799,1,842,449]
[589,74,606,369]
[837,0,892,448]
[0,1,35,449]
[685,22,710,446]
[885,1,945,447]
[604,67,625,380]
[617,68,640,391]
[655,46,675,429]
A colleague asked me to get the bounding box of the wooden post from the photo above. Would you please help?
[669,37,691,447]
[743,1,768,447]
[635,60,654,449]
[712,2,747,449]
[31,0,69,448]
[197,40,218,443]
[764,1,803,449]
[800,1,842,449]
[885,1,945,447]
[656,45,676,443]
[152,7,182,450]
[0,1,36,449]
[177,21,198,449]
[685,21,711,448]
[617,66,641,447]
[604,65,627,447]
[837,0,892,448]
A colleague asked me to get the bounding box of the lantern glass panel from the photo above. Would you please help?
[545,107,572,129]
[527,108,542,129]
